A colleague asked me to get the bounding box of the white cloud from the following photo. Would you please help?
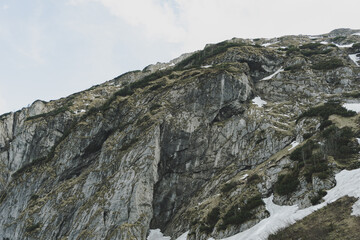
[69,0,360,54]
[70,0,187,43]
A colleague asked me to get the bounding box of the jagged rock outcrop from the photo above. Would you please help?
[1,28,360,240]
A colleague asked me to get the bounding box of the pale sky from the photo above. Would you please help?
[0,0,359,114]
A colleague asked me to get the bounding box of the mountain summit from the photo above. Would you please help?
[1,29,360,240]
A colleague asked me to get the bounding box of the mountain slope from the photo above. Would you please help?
[0,28,360,240]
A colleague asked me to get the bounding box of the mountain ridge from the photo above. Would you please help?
[0,28,360,240]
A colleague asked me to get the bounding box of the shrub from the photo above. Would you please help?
[310,190,327,205]
[331,36,346,43]
[199,207,220,234]
[30,194,39,201]
[25,223,41,233]
[115,86,133,97]
[221,194,264,227]
[299,43,322,50]
[303,132,313,140]
[322,126,358,159]
[175,41,247,70]
[149,81,166,91]
[0,191,7,204]
[319,119,332,130]
[247,174,261,184]
[301,48,332,57]
[149,104,162,112]
[274,172,300,195]
[290,140,315,162]
[351,43,360,51]
[221,182,237,194]
[286,45,300,56]
[311,58,344,70]
[297,101,356,122]
[298,43,332,57]
[207,207,220,227]
[284,64,302,72]
[343,91,360,98]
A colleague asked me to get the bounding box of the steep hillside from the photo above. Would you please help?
[0,28,360,240]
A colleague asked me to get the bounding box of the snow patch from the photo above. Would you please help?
[176,231,189,240]
[343,103,360,113]
[349,53,360,66]
[352,200,360,216]
[252,97,267,107]
[352,32,360,36]
[201,65,213,68]
[261,41,279,47]
[288,141,299,151]
[334,43,354,48]
[308,36,320,39]
[74,109,86,114]
[320,41,328,45]
[240,174,249,180]
[147,229,170,240]
[261,67,284,81]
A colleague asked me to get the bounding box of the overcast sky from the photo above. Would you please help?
[0,0,359,114]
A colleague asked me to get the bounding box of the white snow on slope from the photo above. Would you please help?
[176,231,189,240]
[147,229,170,240]
[252,97,267,107]
[320,41,328,45]
[335,43,354,48]
[352,32,360,36]
[240,174,249,180]
[261,68,284,81]
[308,36,321,39]
[261,41,279,47]
[343,103,360,113]
[217,168,360,240]
[288,141,299,151]
[349,53,360,66]
[201,65,213,68]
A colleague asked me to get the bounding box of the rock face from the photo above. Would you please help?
[1,29,360,240]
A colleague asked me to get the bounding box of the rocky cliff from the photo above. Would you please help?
[1,28,360,240]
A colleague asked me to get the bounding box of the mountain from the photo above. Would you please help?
[1,28,360,240]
